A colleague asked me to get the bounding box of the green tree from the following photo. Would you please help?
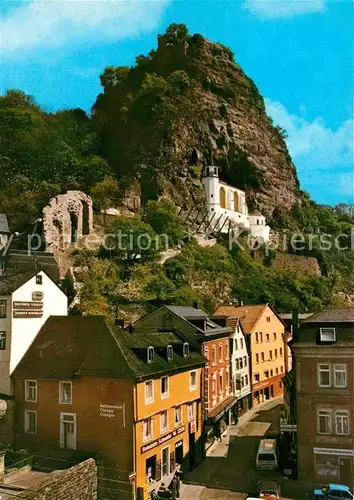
[91,178,120,213]
[144,198,185,246]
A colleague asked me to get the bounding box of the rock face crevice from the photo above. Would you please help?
[94,31,300,216]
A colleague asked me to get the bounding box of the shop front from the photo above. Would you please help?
[313,447,353,487]
[205,395,237,449]
[253,374,283,406]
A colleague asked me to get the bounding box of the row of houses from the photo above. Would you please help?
[0,268,290,498]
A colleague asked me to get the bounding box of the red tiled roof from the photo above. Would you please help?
[215,304,267,334]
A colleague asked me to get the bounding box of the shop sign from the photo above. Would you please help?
[252,380,271,391]
[314,447,353,457]
[189,421,196,433]
[13,310,43,318]
[32,291,44,301]
[13,301,43,309]
[280,424,297,432]
[99,403,124,420]
[128,472,136,483]
[141,426,185,454]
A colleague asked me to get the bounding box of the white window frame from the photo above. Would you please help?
[183,342,190,357]
[212,346,216,366]
[167,345,173,361]
[59,381,72,404]
[145,380,154,405]
[143,417,153,442]
[212,373,217,399]
[187,402,195,421]
[218,343,223,362]
[147,346,154,364]
[60,412,77,450]
[25,380,37,402]
[161,445,170,477]
[335,410,350,435]
[334,364,347,388]
[160,410,169,434]
[317,408,332,435]
[161,376,169,399]
[189,370,197,391]
[320,327,336,342]
[225,342,229,360]
[318,364,331,388]
[174,406,182,426]
[24,410,37,434]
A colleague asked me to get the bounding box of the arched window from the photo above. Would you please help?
[167,345,173,361]
[147,346,154,364]
[183,342,190,357]
[219,187,226,209]
[234,192,239,212]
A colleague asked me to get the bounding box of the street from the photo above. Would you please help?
[182,399,310,500]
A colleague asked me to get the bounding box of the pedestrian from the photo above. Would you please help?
[171,475,178,500]
[175,473,180,498]
[215,425,222,442]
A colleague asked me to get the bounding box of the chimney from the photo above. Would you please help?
[127,324,135,334]
[192,301,200,310]
[115,319,125,328]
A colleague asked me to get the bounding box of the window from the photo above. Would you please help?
[145,380,154,404]
[183,342,189,357]
[212,374,217,399]
[254,373,260,383]
[24,410,37,434]
[161,376,169,398]
[147,346,154,364]
[280,347,283,357]
[244,356,247,367]
[0,332,6,350]
[269,350,273,360]
[273,332,277,340]
[0,300,6,318]
[266,334,270,342]
[275,349,278,358]
[244,374,248,386]
[25,380,37,402]
[270,369,273,377]
[318,364,331,387]
[59,381,72,404]
[266,316,271,322]
[212,346,216,365]
[240,338,243,349]
[190,371,197,391]
[235,358,239,370]
[317,409,331,434]
[280,365,283,372]
[219,344,223,361]
[234,338,238,350]
[175,406,182,426]
[188,403,195,421]
[261,352,264,362]
[259,333,263,342]
[219,373,223,393]
[335,410,349,435]
[225,343,229,359]
[204,346,209,358]
[239,357,243,369]
[255,332,258,343]
[160,410,168,433]
[225,370,229,390]
[36,275,43,285]
[276,367,279,375]
[167,345,173,361]
[334,364,347,388]
[320,327,336,342]
[256,353,259,364]
[143,418,153,442]
[264,370,269,379]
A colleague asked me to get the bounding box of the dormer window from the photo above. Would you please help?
[36,275,43,285]
[147,346,154,364]
[167,345,173,361]
[183,342,189,358]
[320,328,336,342]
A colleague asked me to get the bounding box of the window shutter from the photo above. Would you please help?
[156,459,162,481]
[170,451,175,473]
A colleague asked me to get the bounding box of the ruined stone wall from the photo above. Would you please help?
[0,399,15,448]
[42,191,93,252]
[272,253,321,277]
[18,458,97,500]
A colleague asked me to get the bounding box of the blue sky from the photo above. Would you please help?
[1,0,353,206]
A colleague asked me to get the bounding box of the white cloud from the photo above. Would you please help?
[265,98,354,167]
[243,0,326,19]
[1,0,170,57]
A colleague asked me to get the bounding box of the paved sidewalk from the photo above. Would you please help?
[206,396,283,458]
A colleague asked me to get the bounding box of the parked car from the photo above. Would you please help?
[313,484,353,500]
[257,480,281,498]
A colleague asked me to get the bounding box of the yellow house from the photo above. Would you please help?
[122,330,204,498]
[215,304,286,406]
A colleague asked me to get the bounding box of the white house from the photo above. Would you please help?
[202,166,270,241]
[230,319,252,416]
[0,270,67,395]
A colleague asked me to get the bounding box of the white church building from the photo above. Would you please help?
[202,166,270,241]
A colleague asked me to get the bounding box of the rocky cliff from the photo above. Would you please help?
[93,25,300,216]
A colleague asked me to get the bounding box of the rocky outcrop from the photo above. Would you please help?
[94,29,300,217]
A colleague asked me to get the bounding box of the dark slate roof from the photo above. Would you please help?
[0,214,10,234]
[0,270,38,295]
[304,307,354,324]
[165,306,208,319]
[13,316,205,381]
[4,251,60,283]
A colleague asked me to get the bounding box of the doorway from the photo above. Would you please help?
[175,441,183,467]
[162,447,170,477]
[189,432,196,469]
[60,413,76,450]
[146,455,157,482]
[82,201,90,235]
[70,213,78,243]
[340,457,352,483]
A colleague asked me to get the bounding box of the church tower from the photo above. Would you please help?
[202,166,220,207]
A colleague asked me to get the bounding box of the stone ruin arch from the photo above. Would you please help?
[43,191,93,251]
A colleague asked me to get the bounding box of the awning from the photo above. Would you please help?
[208,395,238,422]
